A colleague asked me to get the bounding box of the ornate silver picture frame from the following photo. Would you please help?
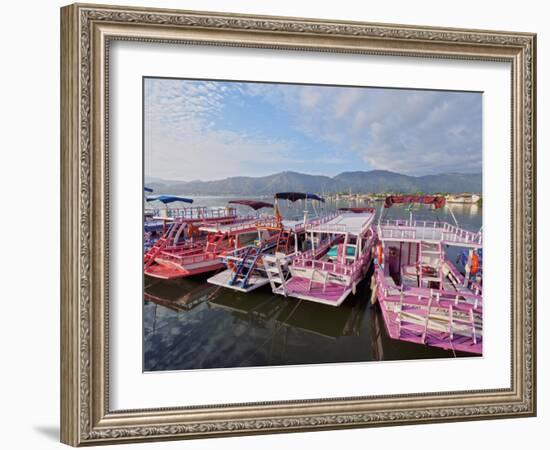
[60,3,536,446]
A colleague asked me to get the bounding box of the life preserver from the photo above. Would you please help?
[471,252,479,275]
[376,244,384,265]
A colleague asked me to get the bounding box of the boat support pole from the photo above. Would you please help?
[447,206,459,228]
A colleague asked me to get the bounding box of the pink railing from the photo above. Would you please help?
[292,239,375,279]
[293,235,341,262]
[164,241,205,252]
[444,260,483,296]
[158,250,220,266]
[375,265,482,309]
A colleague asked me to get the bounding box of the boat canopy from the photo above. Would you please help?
[144,186,154,193]
[384,195,445,209]
[338,207,377,214]
[146,195,193,204]
[228,200,273,210]
[275,192,325,202]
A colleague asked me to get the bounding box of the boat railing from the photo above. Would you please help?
[146,206,238,220]
[224,217,276,233]
[294,237,337,261]
[441,224,482,245]
[164,241,205,251]
[221,246,253,262]
[201,215,267,232]
[307,213,374,236]
[292,241,374,278]
[378,220,481,245]
[444,259,483,296]
[304,212,339,229]
[157,250,220,266]
[376,271,482,309]
[293,258,352,276]
[306,223,348,233]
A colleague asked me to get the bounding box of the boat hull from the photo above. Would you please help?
[145,258,224,279]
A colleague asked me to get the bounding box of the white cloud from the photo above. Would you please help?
[145,78,482,180]
[144,79,299,180]
[246,85,482,175]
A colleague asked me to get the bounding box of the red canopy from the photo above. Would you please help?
[384,195,446,209]
[228,200,274,210]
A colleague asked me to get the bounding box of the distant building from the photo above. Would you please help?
[445,193,481,204]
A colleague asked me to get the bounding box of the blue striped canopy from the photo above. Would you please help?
[146,195,193,204]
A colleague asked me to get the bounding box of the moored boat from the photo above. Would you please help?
[144,201,274,280]
[268,207,377,306]
[371,195,483,354]
[207,193,325,292]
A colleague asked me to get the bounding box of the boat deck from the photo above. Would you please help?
[374,262,483,354]
[207,269,271,293]
[275,276,352,307]
[378,300,482,354]
[307,212,374,235]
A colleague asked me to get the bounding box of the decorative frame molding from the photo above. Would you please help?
[60,3,536,446]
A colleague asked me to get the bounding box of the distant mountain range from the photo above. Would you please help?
[144,170,481,196]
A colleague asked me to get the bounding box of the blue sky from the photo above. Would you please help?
[144,78,482,181]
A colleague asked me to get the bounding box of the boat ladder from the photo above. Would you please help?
[229,247,256,289]
[263,254,290,296]
[275,230,292,254]
[143,237,168,268]
[206,232,224,252]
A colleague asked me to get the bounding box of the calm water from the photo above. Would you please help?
[144,197,482,371]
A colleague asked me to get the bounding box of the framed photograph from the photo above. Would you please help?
[60,3,536,446]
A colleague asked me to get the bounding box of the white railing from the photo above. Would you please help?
[377,221,481,246]
[306,214,374,236]
[207,216,275,233]
[304,212,339,230]
[375,270,483,310]
[146,206,238,220]
[292,245,373,278]
[307,223,347,233]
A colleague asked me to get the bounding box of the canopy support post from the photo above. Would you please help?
[447,205,459,228]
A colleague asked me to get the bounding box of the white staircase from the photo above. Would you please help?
[263,254,290,296]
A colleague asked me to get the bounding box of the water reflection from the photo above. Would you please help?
[144,200,480,371]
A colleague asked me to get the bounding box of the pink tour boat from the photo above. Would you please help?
[268,207,377,306]
[371,195,483,355]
